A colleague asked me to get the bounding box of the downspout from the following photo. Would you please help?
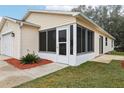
[18,22,23,59]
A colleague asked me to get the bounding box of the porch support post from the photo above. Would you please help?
[85,29,88,52]
[67,23,77,66]
[73,23,77,56]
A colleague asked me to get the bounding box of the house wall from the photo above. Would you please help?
[21,25,39,57]
[75,31,99,66]
[38,52,57,62]
[76,18,114,53]
[75,18,114,66]
[25,12,76,30]
[0,12,115,66]
[23,12,114,66]
[0,20,21,59]
[24,12,77,65]
[37,24,72,64]
[36,24,77,65]
[103,37,114,53]
[76,32,114,66]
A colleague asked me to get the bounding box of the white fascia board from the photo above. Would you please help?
[22,10,80,20]
[3,17,17,23]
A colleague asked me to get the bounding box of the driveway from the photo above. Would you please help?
[91,54,124,63]
[0,57,68,88]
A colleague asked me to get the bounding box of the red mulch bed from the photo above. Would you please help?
[4,58,53,70]
[121,61,124,68]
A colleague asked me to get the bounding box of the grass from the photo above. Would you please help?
[108,50,124,56]
[16,60,124,88]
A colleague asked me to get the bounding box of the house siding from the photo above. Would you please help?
[103,36,114,53]
[21,25,39,57]
[25,12,76,30]
[0,20,21,59]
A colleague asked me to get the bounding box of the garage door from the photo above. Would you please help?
[2,33,13,57]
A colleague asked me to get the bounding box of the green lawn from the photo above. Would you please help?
[108,51,124,56]
[16,60,124,88]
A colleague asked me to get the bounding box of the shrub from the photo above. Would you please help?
[21,53,40,64]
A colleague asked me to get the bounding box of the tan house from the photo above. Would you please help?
[0,10,115,66]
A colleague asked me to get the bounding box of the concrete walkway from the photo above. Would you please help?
[0,60,68,88]
[90,54,124,63]
[0,55,11,61]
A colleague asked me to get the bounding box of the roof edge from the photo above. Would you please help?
[75,13,115,40]
[22,10,80,20]
[0,16,40,30]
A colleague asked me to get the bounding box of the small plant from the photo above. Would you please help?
[21,53,40,64]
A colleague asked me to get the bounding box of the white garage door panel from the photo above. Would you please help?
[2,33,13,57]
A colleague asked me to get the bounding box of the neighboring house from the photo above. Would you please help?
[0,10,115,66]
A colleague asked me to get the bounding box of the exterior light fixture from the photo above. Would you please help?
[11,32,15,37]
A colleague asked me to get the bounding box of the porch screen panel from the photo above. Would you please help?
[87,30,94,52]
[59,43,66,55]
[39,28,56,52]
[76,24,94,54]
[105,37,108,46]
[77,26,81,53]
[81,27,86,52]
[48,30,56,52]
[59,30,66,42]
[70,25,73,55]
[39,32,46,51]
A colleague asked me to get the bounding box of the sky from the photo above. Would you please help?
[0,5,78,20]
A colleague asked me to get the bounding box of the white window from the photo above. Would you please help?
[39,28,56,52]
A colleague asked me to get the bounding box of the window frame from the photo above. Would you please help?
[70,25,73,55]
[77,25,82,53]
[111,39,114,48]
[105,37,108,46]
[39,31,47,51]
[48,29,56,52]
[39,28,56,53]
[87,29,94,52]
[76,24,94,55]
